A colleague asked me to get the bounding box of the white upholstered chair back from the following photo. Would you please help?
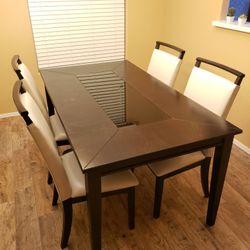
[147,41,185,87]
[184,58,244,118]
[12,80,71,201]
[11,55,48,120]
[184,67,239,118]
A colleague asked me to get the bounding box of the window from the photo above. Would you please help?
[212,0,250,33]
[228,0,250,19]
[28,0,125,68]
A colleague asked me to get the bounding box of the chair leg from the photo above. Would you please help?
[52,185,59,206]
[61,199,73,249]
[47,171,53,184]
[153,177,164,219]
[128,188,135,229]
[200,157,211,197]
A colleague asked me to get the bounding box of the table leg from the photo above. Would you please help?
[45,87,55,116]
[85,171,102,250]
[206,135,234,226]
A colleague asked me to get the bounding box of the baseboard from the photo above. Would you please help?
[233,139,250,155]
[0,112,19,119]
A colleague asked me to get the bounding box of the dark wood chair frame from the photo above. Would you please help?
[60,188,135,249]
[155,41,185,59]
[151,56,245,219]
[16,83,136,249]
[51,156,136,248]
[152,157,211,218]
[247,4,250,22]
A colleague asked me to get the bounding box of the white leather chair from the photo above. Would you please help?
[147,41,185,87]
[148,57,245,218]
[12,55,69,184]
[13,80,139,249]
[11,55,68,145]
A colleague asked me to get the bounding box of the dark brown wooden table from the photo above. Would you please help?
[40,60,242,250]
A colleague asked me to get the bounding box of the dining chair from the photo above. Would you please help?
[147,41,185,87]
[148,57,245,218]
[13,79,139,249]
[11,55,69,184]
[11,55,68,146]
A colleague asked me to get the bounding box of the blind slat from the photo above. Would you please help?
[28,0,125,68]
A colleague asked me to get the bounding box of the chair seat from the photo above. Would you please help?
[148,151,205,177]
[62,151,139,198]
[50,113,67,141]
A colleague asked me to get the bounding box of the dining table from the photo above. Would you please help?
[40,60,242,250]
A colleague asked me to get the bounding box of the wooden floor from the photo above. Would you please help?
[0,116,250,250]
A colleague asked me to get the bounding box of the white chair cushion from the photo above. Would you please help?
[184,67,239,117]
[147,49,181,87]
[148,151,205,177]
[62,151,139,198]
[50,112,68,141]
[101,169,139,193]
[62,151,85,198]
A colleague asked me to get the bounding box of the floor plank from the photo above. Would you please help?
[15,186,42,250]
[0,161,15,204]
[0,202,16,250]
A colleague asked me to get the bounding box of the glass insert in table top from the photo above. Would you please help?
[77,71,170,127]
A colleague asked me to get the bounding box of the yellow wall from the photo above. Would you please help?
[0,0,44,114]
[126,0,167,68]
[1,0,250,148]
[160,0,250,147]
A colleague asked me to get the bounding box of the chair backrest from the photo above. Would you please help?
[12,80,71,201]
[11,55,48,120]
[147,41,185,87]
[184,57,245,118]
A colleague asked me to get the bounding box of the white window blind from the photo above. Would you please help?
[28,0,125,68]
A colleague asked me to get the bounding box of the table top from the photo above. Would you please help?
[40,60,242,173]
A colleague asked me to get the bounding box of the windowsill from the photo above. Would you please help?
[212,20,250,33]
